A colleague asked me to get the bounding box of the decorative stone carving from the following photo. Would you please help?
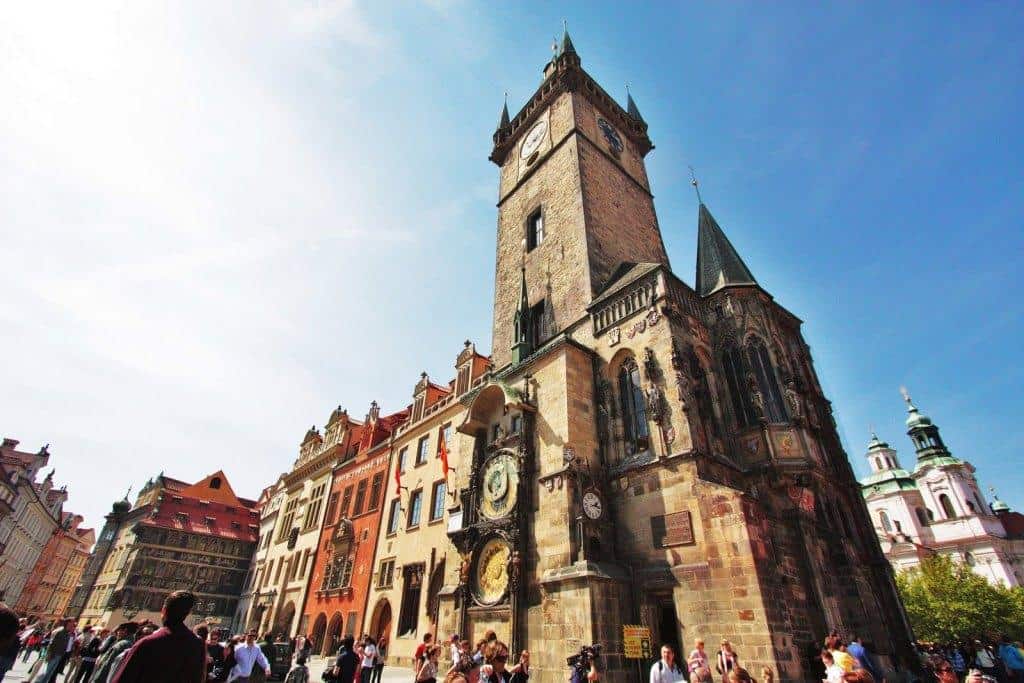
[646,306,661,327]
[746,373,765,420]
[643,347,659,380]
[784,379,804,424]
[626,319,646,339]
[608,326,620,347]
[674,371,692,411]
[645,384,664,425]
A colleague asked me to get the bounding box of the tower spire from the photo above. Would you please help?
[511,244,532,365]
[496,92,510,132]
[695,201,757,297]
[560,21,577,56]
[625,84,645,123]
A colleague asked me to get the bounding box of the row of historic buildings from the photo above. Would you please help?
[860,392,1024,587]
[0,438,94,624]
[68,471,260,630]
[207,31,920,683]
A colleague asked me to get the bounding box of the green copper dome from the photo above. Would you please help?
[913,453,962,473]
[990,491,1011,513]
[860,468,917,496]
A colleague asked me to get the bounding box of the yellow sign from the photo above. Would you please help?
[623,625,652,659]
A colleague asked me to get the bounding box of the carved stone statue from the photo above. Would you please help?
[747,373,765,420]
[674,371,692,411]
[645,384,664,424]
[784,379,804,423]
[643,347,658,380]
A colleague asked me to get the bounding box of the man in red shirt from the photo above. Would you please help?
[111,590,206,683]
[413,633,433,679]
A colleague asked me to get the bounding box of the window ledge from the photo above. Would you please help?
[428,517,444,526]
[406,525,420,532]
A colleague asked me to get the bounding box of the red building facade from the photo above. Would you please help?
[303,402,403,656]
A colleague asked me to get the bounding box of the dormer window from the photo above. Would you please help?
[210,477,222,490]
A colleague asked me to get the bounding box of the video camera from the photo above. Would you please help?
[566,643,602,669]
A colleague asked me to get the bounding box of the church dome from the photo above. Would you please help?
[991,493,1011,513]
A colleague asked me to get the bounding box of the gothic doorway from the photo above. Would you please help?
[656,600,681,661]
[369,598,392,644]
[275,601,296,639]
[325,612,344,656]
[310,613,327,656]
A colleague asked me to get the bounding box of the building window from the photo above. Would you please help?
[456,366,471,395]
[387,500,401,536]
[378,559,396,588]
[438,424,453,456]
[339,486,353,520]
[304,483,327,530]
[398,448,409,473]
[722,346,756,428]
[879,510,892,532]
[278,499,299,542]
[353,479,368,517]
[345,612,358,639]
[368,473,383,511]
[965,551,976,566]
[939,493,957,519]
[915,507,929,527]
[529,299,548,348]
[407,490,423,528]
[748,340,786,423]
[510,414,522,434]
[526,208,544,251]
[210,477,222,489]
[397,565,424,637]
[416,436,430,466]
[324,492,340,526]
[430,481,446,522]
[618,357,649,454]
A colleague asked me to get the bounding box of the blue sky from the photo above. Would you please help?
[1,2,1022,530]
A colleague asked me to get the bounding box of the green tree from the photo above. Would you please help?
[895,555,1024,642]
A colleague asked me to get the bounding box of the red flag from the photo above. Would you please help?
[394,459,402,496]
[439,431,450,480]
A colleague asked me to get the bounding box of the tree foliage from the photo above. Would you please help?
[895,555,1024,643]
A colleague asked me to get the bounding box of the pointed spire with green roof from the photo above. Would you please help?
[899,387,962,471]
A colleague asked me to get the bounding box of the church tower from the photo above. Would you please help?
[489,30,669,369]
[440,30,916,683]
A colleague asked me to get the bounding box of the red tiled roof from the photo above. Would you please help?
[140,492,259,543]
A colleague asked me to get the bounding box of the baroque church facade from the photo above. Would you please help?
[861,391,1024,587]
[429,33,915,683]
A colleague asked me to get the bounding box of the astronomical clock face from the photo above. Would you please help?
[474,537,511,605]
[520,119,548,160]
[479,451,519,520]
[597,117,623,154]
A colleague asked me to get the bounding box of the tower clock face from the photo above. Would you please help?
[597,118,623,154]
[520,119,548,160]
[582,491,603,520]
[473,537,511,605]
[479,451,519,519]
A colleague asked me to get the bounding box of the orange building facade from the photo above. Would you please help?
[302,402,403,656]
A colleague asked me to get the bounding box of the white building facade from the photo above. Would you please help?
[861,392,1024,586]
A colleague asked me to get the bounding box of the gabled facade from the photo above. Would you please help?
[304,402,406,656]
[78,471,259,629]
[16,512,94,624]
[0,439,66,606]
[861,391,1024,586]
[253,409,363,638]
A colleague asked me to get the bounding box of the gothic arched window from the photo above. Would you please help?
[722,346,756,428]
[748,340,787,422]
[939,494,957,519]
[879,510,892,532]
[618,358,649,454]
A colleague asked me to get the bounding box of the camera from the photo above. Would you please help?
[567,643,602,669]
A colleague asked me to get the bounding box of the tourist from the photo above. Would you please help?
[415,634,434,680]
[417,645,440,683]
[829,641,856,674]
[0,605,20,682]
[847,637,880,681]
[330,635,359,683]
[65,625,94,682]
[965,668,984,683]
[88,622,138,683]
[22,627,43,664]
[446,639,472,680]
[841,671,875,683]
[687,640,709,682]
[109,590,205,683]
[650,645,686,683]
[371,638,387,683]
[715,641,738,683]
[821,651,844,683]
[472,639,488,666]
[39,618,74,683]
[74,628,105,683]
[998,635,1024,680]
[227,631,271,683]
[691,669,712,683]
[725,668,753,683]
[509,650,529,683]
[974,640,999,679]
[357,636,377,683]
[285,654,310,683]
[448,635,460,669]
[484,642,512,683]
[206,629,228,682]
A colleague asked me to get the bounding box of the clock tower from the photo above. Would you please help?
[489,31,670,369]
